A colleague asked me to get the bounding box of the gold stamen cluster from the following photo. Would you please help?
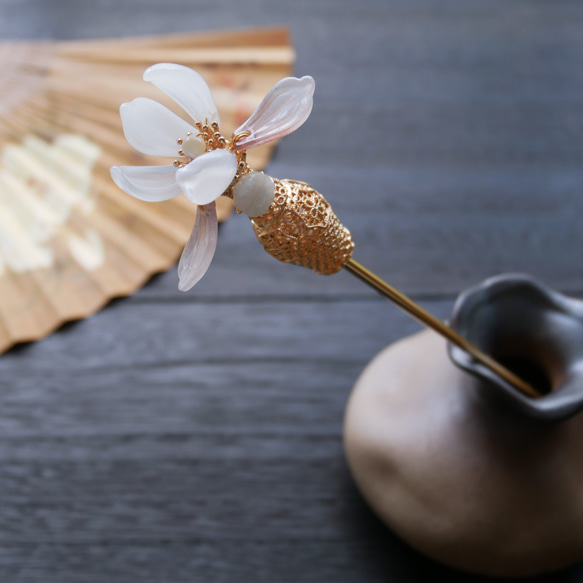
[174,121,228,167]
[173,123,251,195]
[251,179,354,275]
[194,121,226,150]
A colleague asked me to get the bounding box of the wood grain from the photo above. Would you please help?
[1,1,583,581]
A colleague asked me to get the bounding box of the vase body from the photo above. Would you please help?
[344,274,583,578]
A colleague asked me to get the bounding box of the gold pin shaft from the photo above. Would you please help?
[344,258,540,399]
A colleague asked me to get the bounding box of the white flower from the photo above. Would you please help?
[110,63,315,291]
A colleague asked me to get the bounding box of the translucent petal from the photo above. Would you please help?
[110,165,181,201]
[233,76,315,150]
[175,150,237,205]
[143,63,220,125]
[178,202,218,291]
[120,98,196,157]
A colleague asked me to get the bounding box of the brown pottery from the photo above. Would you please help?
[344,274,583,578]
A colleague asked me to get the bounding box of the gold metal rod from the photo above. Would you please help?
[344,257,540,399]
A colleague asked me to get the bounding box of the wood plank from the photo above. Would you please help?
[133,162,583,299]
[0,299,448,373]
[0,539,574,583]
[0,360,357,439]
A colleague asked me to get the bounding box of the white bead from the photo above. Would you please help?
[233,171,275,217]
[182,135,205,159]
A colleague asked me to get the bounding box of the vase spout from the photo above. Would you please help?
[449,273,583,422]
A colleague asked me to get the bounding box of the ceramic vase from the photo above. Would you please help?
[344,274,583,578]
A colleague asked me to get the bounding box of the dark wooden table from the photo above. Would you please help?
[1,1,583,581]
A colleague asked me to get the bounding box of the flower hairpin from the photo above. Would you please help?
[111,63,315,290]
[110,63,539,401]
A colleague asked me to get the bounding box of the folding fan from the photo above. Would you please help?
[0,27,294,353]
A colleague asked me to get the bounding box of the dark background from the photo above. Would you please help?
[1,1,583,581]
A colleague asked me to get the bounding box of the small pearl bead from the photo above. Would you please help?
[233,171,275,218]
[182,135,205,159]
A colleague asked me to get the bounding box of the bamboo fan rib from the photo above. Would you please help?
[0,27,294,353]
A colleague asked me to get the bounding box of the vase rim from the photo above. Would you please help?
[449,273,583,422]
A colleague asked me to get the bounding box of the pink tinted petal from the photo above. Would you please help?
[110,165,181,201]
[177,202,218,291]
[120,98,196,157]
[175,149,237,205]
[143,63,219,125]
[233,76,315,150]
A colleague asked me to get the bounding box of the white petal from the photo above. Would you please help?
[178,202,218,291]
[110,165,181,201]
[144,63,219,125]
[175,150,237,205]
[120,98,196,157]
[233,76,315,150]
